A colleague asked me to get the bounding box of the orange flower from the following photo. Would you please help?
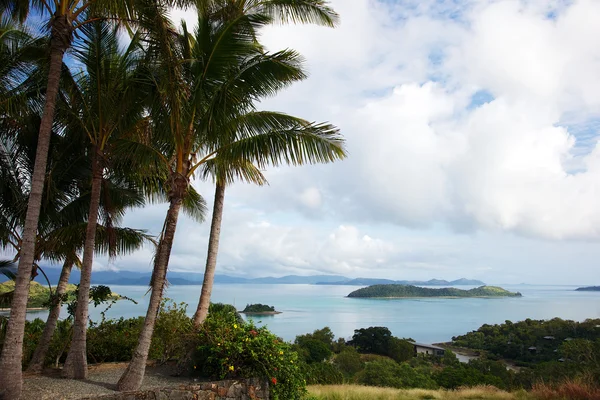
[271,377,277,385]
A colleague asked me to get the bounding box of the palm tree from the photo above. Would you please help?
[0,89,153,372]
[51,19,156,379]
[0,1,172,395]
[117,0,341,390]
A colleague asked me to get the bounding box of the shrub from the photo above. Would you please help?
[86,317,144,363]
[334,346,363,377]
[192,313,306,400]
[303,362,344,385]
[149,299,193,363]
[357,358,437,389]
[296,338,332,364]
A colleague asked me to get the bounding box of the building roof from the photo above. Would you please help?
[412,342,445,351]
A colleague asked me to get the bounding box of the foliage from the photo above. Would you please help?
[303,362,344,385]
[87,317,145,363]
[193,310,307,400]
[452,318,600,363]
[356,358,438,389]
[149,299,193,364]
[242,303,276,313]
[333,347,363,377]
[348,285,522,298]
[295,338,332,364]
[209,302,244,323]
[349,326,414,362]
[0,281,52,308]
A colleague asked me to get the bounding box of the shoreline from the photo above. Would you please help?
[0,307,47,312]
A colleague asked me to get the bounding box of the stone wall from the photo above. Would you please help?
[81,378,269,400]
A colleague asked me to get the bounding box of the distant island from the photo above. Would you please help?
[316,278,485,286]
[575,286,600,291]
[347,285,522,298]
[240,303,281,315]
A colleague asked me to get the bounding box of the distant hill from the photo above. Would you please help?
[0,267,483,287]
[316,278,486,286]
[347,285,522,298]
[575,286,600,291]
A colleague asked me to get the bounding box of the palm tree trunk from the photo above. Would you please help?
[62,149,104,379]
[117,191,184,391]
[192,182,226,328]
[0,15,72,400]
[27,260,73,373]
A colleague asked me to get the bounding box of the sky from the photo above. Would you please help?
[94,0,600,285]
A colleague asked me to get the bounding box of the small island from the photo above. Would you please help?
[575,286,600,291]
[240,303,281,315]
[347,285,522,298]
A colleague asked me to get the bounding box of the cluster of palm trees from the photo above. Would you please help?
[0,0,346,398]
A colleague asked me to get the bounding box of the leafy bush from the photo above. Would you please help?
[303,362,344,385]
[87,317,144,363]
[149,299,193,363]
[295,338,332,364]
[357,358,438,389]
[334,346,363,377]
[192,311,306,400]
[209,302,243,323]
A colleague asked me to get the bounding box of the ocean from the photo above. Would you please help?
[22,284,600,344]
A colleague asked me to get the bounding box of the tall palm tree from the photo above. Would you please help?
[0,1,175,395]
[0,86,153,372]
[117,0,341,390]
[53,19,154,379]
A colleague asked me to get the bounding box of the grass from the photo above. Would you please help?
[306,385,533,400]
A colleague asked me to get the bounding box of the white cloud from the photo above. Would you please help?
[105,0,600,284]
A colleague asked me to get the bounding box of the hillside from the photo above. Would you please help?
[575,286,600,291]
[317,278,486,286]
[347,285,522,298]
[0,281,121,309]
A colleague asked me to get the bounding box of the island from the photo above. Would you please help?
[575,286,600,291]
[240,303,281,315]
[347,285,522,298]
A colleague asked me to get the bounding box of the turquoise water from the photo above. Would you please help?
[23,284,600,343]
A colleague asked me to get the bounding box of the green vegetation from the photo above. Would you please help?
[0,281,121,309]
[3,299,600,399]
[347,285,522,298]
[241,303,279,314]
[193,304,305,400]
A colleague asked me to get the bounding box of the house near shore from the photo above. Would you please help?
[413,342,445,356]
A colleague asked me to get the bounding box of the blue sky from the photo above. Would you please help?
[88,0,600,285]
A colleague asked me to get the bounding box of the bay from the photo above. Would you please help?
[23,284,600,344]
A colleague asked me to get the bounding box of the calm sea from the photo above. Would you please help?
[22,284,600,344]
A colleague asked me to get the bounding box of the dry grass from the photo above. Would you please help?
[531,380,600,400]
[306,384,533,400]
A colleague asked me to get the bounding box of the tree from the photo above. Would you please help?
[118,0,342,390]
[0,73,152,372]
[0,1,162,395]
[59,19,151,379]
[188,0,341,328]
